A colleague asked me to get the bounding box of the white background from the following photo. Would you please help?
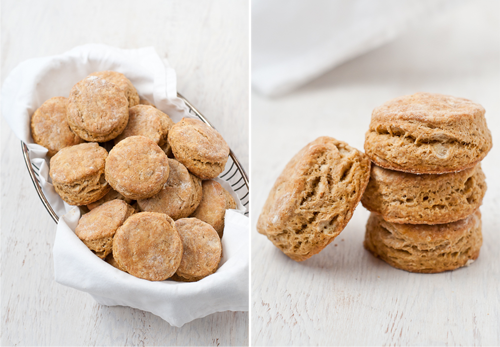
[251,1,500,345]
[1,0,249,345]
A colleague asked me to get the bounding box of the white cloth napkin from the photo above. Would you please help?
[1,44,249,327]
[252,0,463,97]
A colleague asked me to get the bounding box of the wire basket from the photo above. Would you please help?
[21,93,249,223]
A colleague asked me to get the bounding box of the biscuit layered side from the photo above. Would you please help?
[363,93,491,273]
[257,136,371,261]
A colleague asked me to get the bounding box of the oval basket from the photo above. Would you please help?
[21,93,249,223]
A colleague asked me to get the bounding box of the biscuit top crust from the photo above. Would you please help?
[137,159,198,216]
[89,71,140,107]
[49,142,108,184]
[67,75,129,136]
[75,200,134,240]
[106,136,169,197]
[31,96,84,156]
[377,210,481,245]
[169,118,229,162]
[113,212,183,281]
[114,105,163,145]
[372,92,485,123]
[175,218,222,278]
[192,180,228,221]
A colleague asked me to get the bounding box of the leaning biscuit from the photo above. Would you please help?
[75,200,135,259]
[67,75,129,142]
[105,136,170,200]
[89,71,140,107]
[257,136,371,261]
[30,96,84,157]
[361,164,486,225]
[364,92,492,174]
[174,218,222,282]
[49,142,111,205]
[364,211,482,273]
[168,118,229,179]
[191,180,235,238]
[113,212,183,281]
[138,159,202,220]
[114,105,163,145]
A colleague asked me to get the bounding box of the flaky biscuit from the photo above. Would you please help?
[361,164,486,224]
[168,118,229,179]
[191,180,235,238]
[137,159,202,220]
[364,92,492,174]
[30,97,84,157]
[87,188,133,211]
[113,212,183,281]
[89,71,140,107]
[67,75,129,142]
[49,143,111,205]
[257,136,371,261]
[105,136,170,200]
[75,200,135,259]
[114,105,163,145]
[174,218,222,282]
[364,211,482,273]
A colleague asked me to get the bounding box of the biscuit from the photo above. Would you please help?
[174,218,222,282]
[30,97,84,157]
[114,105,163,145]
[168,118,229,179]
[67,75,129,142]
[87,188,133,211]
[49,142,111,205]
[257,136,371,261]
[89,71,140,107]
[75,200,135,259]
[113,212,183,281]
[364,92,492,174]
[191,180,236,238]
[361,164,486,224]
[137,159,202,220]
[364,211,482,273]
[105,253,127,272]
[105,136,170,200]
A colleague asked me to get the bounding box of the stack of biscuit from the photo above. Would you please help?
[31,71,237,281]
[362,92,492,273]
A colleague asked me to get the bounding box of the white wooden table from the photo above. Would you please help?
[1,0,248,345]
[251,2,500,345]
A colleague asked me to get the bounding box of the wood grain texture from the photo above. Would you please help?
[1,0,248,345]
[251,2,500,345]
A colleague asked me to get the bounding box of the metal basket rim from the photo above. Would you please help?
[21,92,249,224]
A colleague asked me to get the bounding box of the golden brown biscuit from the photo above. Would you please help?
[89,71,140,107]
[105,253,127,272]
[30,97,84,157]
[49,143,111,205]
[105,136,170,200]
[364,211,482,273]
[364,92,492,174]
[113,212,183,281]
[137,159,202,220]
[174,218,222,282]
[168,118,229,179]
[113,105,163,145]
[67,75,129,142]
[75,200,135,259]
[87,188,133,211]
[257,136,371,261]
[191,180,235,238]
[361,164,486,224]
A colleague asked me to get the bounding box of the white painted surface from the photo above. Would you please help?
[1,0,249,345]
[251,2,500,345]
